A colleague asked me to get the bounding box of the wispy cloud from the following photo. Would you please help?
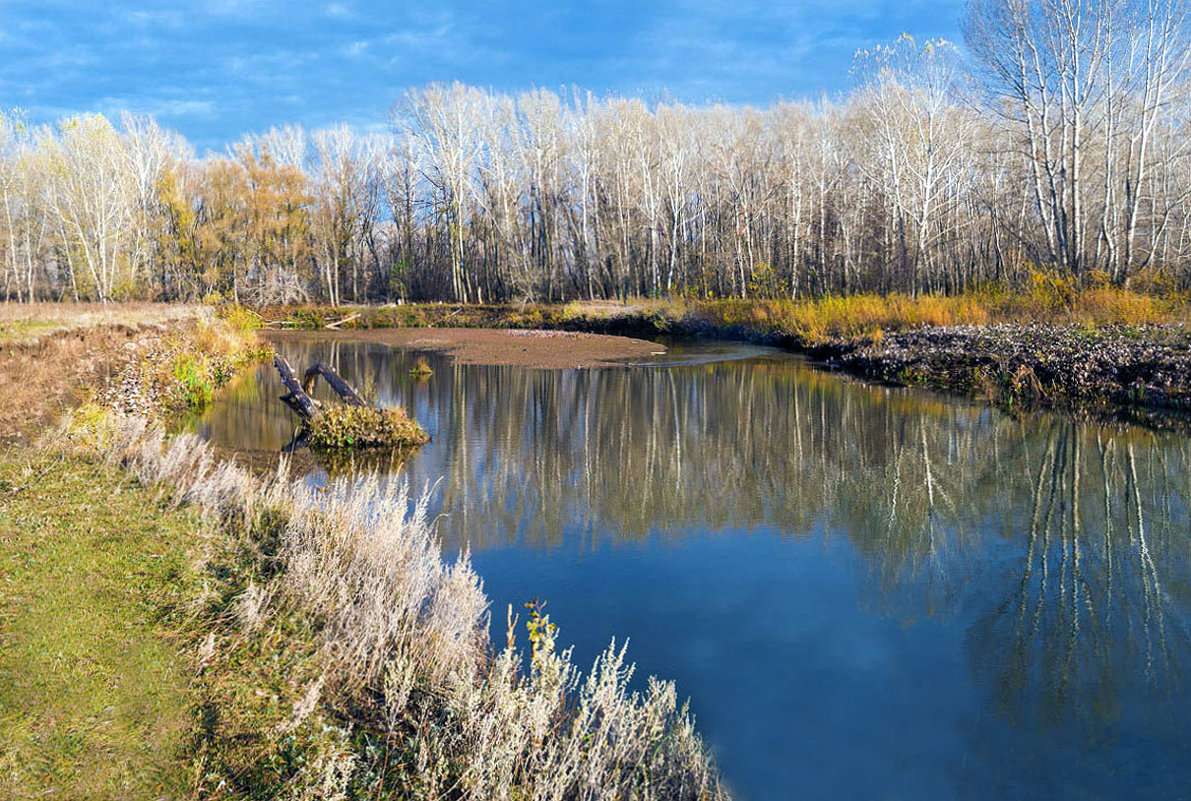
[0,0,964,150]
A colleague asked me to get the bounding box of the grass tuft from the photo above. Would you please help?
[409,355,433,379]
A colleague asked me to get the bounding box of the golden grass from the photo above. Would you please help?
[681,285,1188,344]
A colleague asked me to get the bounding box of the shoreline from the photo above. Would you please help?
[264,302,1191,429]
[0,305,727,798]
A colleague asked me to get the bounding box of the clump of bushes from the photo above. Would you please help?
[307,404,430,451]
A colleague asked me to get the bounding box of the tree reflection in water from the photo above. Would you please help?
[195,337,1191,786]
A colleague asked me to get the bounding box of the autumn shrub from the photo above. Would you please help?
[1028,267,1081,310]
[307,403,430,451]
[215,302,265,333]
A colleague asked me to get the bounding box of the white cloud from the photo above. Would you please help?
[97,95,217,119]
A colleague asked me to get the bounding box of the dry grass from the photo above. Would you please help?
[262,280,1190,351]
[65,412,727,799]
[0,303,219,443]
[98,314,272,418]
[0,302,204,345]
[672,284,1188,344]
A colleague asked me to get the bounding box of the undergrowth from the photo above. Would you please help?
[99,315,272,419]
[263,277,1190,347]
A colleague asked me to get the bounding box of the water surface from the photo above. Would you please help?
[194,336,1191,801]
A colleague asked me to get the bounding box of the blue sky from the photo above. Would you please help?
[0,0,963,153]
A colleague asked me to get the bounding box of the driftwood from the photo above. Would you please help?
[275,354,370,423]
[324,313,360,330]
[275,354,321,421]
[302,363,368,407]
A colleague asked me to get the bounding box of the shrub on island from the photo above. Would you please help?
[307,404,430,451]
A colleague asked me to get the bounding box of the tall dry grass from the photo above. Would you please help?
[69,412,726,799]
[682,282,1187,344]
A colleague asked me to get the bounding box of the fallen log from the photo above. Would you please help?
[274,354,321,422]
[302,362,368,407]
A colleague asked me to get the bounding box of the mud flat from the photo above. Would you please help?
[265,326,665,368]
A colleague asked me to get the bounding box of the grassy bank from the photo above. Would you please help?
[0,307,269,797]
[0,448,203,798]
[68,412,724,799]
[2,305,727,798]
[262,282,1189,344]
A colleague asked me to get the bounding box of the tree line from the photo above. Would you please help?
[2,0,1190,305]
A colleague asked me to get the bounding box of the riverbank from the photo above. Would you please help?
[0,307,266,796]
[263,290,1191,423]
[0,306,727,799]
[836,324,1191,425]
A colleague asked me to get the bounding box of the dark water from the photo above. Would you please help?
[193,336,1191,801]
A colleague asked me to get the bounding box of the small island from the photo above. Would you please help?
[273,354,430,451]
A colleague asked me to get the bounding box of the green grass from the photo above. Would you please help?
[0,447,203,799]
[0,319,62,345]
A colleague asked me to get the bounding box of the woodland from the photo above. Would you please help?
[2,0,1189,306]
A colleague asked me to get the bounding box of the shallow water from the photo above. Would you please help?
[194,335,1191,801]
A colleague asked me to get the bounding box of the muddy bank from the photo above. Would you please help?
[833,324,1191,424]
[265,327,665,368]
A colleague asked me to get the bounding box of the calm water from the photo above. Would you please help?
[194,336,1191,801]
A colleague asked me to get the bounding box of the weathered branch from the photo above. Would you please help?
[302,362,368,407]
[274,354,321,421]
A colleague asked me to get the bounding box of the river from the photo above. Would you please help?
[192,334,1191,801]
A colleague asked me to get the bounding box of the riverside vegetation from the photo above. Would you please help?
[0,307,726,799]
[307,403,430,451]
